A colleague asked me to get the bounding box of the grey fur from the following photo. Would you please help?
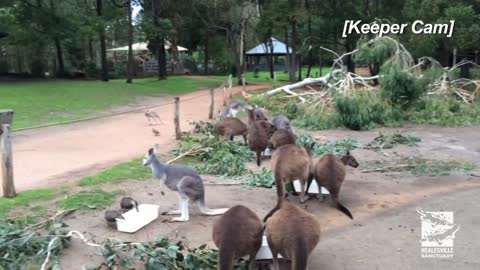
[219,100,252,118]
[270,115,291,130]
[143,146,228,221]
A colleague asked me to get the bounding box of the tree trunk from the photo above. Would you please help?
[96,0,109,81]
[204,34,209,75]
[345,41,355,73]
[54,38,65,77]
[306,1,313,78]
[284,27,290,76]
[297,55,302,81]
[267,38,274,79]
[88,39,94,61]
[289,17,297,82]
[126,1,133,84]
[237,18,247,85]
[158,37,167,79]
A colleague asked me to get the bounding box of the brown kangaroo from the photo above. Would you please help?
[265,203,321,270]
[212,205,263,270]
[269,128,296,149]
[247,109,272,166]
[263,143,314,222]
[307,151,359,219]
[214,117,248,144]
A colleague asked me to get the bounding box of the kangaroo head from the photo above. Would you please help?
[341,151,359,168]
[303,142,316,156]
[142,147,155,166]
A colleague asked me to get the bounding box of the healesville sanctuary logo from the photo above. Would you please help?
[417,208,460,259]
[342,20,455,38]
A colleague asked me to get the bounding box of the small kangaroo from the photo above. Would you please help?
[143,147,229,222]
[263,144,314,222]
[265,203,321,270]
[270,115,292,130]
[212,205,263,270]
[214,117,248,144]
[269,128,296,149]
[307,151,359,219]
[120,197,139,212]
[247,109,273,166]
[104,209,124,228]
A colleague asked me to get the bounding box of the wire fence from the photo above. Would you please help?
[12,81,228,133]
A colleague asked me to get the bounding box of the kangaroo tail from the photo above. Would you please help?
[256,150,262,166]
[263,170,285,222]
[196,196,229,216]
[333,198,353,219]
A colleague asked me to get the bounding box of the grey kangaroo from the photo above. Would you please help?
[219,100,253,118]
[142,146,229,222]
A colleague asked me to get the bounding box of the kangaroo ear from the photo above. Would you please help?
[346,150,351,156]
[148,148,154,156]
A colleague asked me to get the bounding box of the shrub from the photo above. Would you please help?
[409,97,480,126]
[380,62,424,107]
[334,92,380,130]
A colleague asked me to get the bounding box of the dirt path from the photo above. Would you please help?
[1,83,269,193]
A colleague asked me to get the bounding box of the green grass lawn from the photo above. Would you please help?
[209,66,331,84]
[0,189,55,217]
[0,77,220,129]
[79,158,151,186]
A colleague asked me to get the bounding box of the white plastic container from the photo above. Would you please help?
[255,235,283,260]
[263,148,273,157]
[116,204,159,233]
[293,179,330,195]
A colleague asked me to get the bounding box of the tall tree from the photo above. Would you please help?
[97,0,109,81]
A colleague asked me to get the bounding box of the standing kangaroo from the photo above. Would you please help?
[143,147,228,222]
[263,144,314,222]
[307,151,359,219]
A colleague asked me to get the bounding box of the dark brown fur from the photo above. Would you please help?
[308,152,359,219]
[266,203,321,270]
[263,144,313,222]
[269,129,296,149]
[214,117,247,144]
[247,110,271,166]
[212,205,263,270]
[104,209,123,228]
[120,197,139,212]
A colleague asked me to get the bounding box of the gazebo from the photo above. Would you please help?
[245,37,296,72]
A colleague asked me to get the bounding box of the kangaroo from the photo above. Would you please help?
[104,209,124,228]
[214,117,248,144]
[307,151,359,219]
[253,107,268,121]
[265,203,321,270]
[263,144,314,222]
[120,197,139,212]
[247,109,272,166]
[143,147,229,222]
[219,100,253,118]
[212,205,263,270]
[269,128,296,149]
[145,110,162,125]
[270,115,292,130]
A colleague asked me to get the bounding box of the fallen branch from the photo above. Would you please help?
[25,209,76,231]
[362,165,416,173]
[166,146,204,164]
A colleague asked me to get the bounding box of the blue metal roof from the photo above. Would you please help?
[246,37,292,55]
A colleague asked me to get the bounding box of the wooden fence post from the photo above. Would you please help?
[1,109,15,198]
[209,88,214,119]
[228,75,233,99]
[223,86,227,106]
[174,97,180,140]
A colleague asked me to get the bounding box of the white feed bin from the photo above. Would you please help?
[293,179,330,195]
[255,235,283,260]
[263,148,273,157]
[116,204,159,233]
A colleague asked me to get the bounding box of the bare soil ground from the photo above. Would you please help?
[56,125,480,269]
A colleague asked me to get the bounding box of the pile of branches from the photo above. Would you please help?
[0,210,74,270]
[295,134,362,157]
[364,132,421,155]
[90,238,248,270]
[170,135,254,177]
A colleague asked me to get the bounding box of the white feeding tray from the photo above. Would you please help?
[293,179,330,195]
[116,204,159,233]
[263,148,273,157]
[255,235,283,260]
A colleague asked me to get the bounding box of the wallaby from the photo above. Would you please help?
[263,143,314,222]
[120,197,139,212]
[145,110,162,125]
[265,203,321,270]
[214,117,248,144]
[307,151,359,219]
[247,109,273,166]
[270,115,292,130]
[253,107,268,121]
[143,147,229,222]
[212,205,263,270]
[219,100,253,118]
[269,128,296,149]
[104,209,124,228]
